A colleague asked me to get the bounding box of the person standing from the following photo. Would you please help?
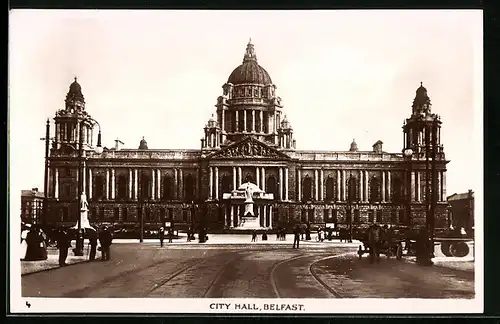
[251,230,257,242]
[99,227,113,261]
[89,231,98,261]
[159,227,165,247]
[168,228,173,243]
[293,226,300,249]
[57,229,71,266]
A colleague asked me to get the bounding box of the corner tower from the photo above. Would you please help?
[211,40,289,149]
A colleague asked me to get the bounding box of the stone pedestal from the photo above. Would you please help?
[238,216,261,229]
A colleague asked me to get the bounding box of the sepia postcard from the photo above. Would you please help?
[9,9,483,314]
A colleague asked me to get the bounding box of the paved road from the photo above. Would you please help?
[22,243,474,298]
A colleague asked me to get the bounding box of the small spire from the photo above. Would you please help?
[243,39,257,63]
[420,81,423,86]
[74,77,78,82]
[248,37,252,44]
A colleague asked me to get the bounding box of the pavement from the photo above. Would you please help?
[20,234,475,275]
[22,243,475,299]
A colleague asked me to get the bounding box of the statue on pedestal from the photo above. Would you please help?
[244,183,255,217]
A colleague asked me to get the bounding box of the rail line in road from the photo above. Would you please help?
[308,252,355,298]
[269,253,307,298]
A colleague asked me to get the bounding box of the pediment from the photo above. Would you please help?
[208,137,290,160]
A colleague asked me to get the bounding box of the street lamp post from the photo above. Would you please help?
[41,119,51,230]
[403,148,413,229]
[139,195,144,243]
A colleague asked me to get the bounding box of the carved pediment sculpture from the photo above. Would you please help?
[212,138,284,159]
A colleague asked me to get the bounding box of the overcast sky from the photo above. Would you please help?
[9,10,482,211]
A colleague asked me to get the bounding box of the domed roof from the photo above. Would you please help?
[349,139,358,152]
[66,77,85,103]
[412,82,431,114]
[138,136,148,150]
[207,114,218,128]
[227,40,272,86]
[280,115,291,129]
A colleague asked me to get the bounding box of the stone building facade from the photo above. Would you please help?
[21,188,45,225]
[44,41,450,231]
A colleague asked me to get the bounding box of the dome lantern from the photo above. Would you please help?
[349,139,358,152]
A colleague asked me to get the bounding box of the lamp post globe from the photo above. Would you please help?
[404,148,413,157]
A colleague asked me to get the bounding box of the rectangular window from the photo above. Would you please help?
[332,209,337,224]
[376,210,382,223]
[114,207,119,222]
[63,207,69,221]
[100,207,105,220]
[301,210,307,223]
[323,209,329,222]
[391,209,398,224]
[91,207,97,222]
[368,210,374,223]
[354,209,360,223]
[168,208,173,220]
[308,209,315,223]
[123,207,128,222]
[183,210,188,222]
[398,209,405,224]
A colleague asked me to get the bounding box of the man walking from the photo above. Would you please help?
[89,231,98,261]
[159,227,165,247]
[293,226,300,249]
[99,227,113,261]
[57,228,71,266]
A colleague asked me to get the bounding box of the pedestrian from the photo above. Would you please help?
[57,228,71,266]
[251,230,257,242]
[168,228,173,243]
[262,230,268,241]
[159,227,164,247]
[276,228,280,241]
[89,231,98,261]
[98,227,113,261]
[187,227,192,242]
[293,226,300,249]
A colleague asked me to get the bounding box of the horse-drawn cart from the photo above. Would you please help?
[357,226,407,261]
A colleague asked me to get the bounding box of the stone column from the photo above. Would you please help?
[320,169,324,201]
[336,170,340,201]
[179,169,183,200]
[174,169,178,199]
[54,168,59,199]
[314,169,318,201]
[209,167,213,200]
[416,171,421,201]
[297,169,302,201]
[256,167,260,188]
[387,171,391,202]
[442,171,447,201]
[279,168,283,200]
[106,169,110,200]
[235,110,239,132]
[221,110,225,132]
[128,169,132,199]
[76,121,80,144]
[436,171,442,202]
[285,168,289,201]
[269,206,273,229]
[243,110,247,132]
[260,110,263,133]
[238,167,242,187]
[109,168,115,199]
[134,169,138,200]
[252,110,255,132]
[82,162,86,195]
[215,167,219,200]
[233,167,237,190]
[88,168,93,199]
[342,170,346,201]
[382,171,386,202]
[230,205,234,228]
[157,169,161,200]
[151,169,155,200]
[364,170,369,202]
[359,170,364,202]
[261,167,266,191]
[411,171,416,201]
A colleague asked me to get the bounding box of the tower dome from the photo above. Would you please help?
[227,40,273,85]
[412,82,431,115]
[349,139,358,152]
[66,77,85,103]
[139,136,148,150]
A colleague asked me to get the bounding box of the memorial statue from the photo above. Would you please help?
[244,183,255,217]
[71,192,95,231]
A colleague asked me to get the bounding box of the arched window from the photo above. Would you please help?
[266,176,278,199]
[392,177,404,203]
[163,175,173,201]
[347,176,357,202]
[246,110,252,132]
[184,174,194,202]
[94,175,104,200]
[140,173,151,200]
[221,175,231,195]
[244,173,254,184]
[369,176,381,202]
[238,110,245,131]
[117,174,128,200]
[303,175,312,201]
[326,177,334,201]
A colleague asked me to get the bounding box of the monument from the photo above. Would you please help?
[71,192,96,232]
